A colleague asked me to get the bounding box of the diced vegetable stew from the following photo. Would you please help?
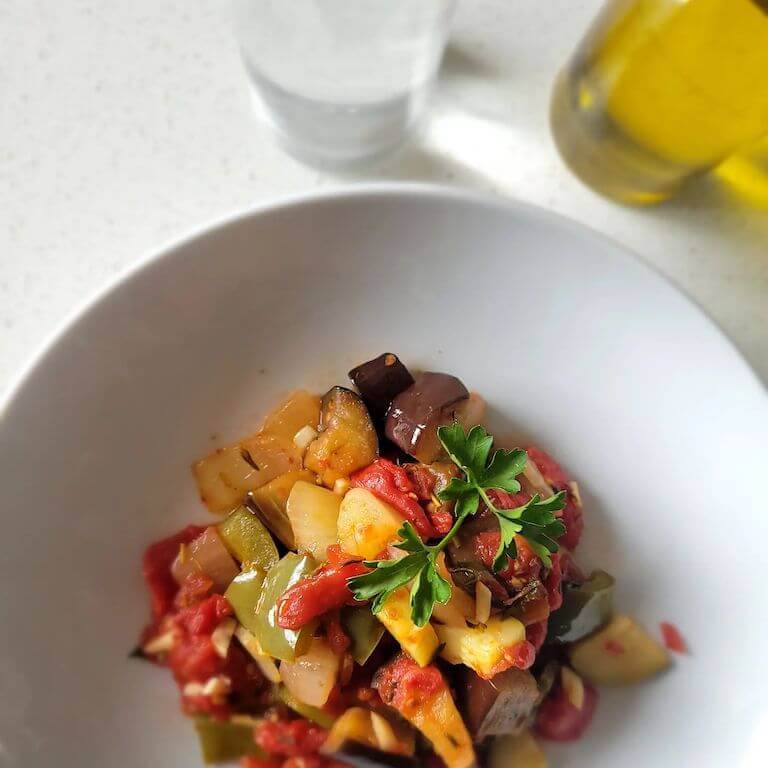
[136,354,672,767]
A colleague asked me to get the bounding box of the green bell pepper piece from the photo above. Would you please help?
[225,567,266,636]
[548,570,615,643]
[341,607,385,665]
[274,684,337,729]
[194,717,266,764]
[219,505,279,569]
[255,552,317,661]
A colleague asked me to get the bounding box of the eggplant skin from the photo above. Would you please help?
[349,353,415,422]
[385,372,470,461]
[463,668,540,742]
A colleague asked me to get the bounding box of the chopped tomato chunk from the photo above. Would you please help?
[324,612,351,655]
[277,561,369,630]
[404,463,437,500]
[526,620,548,652]
[351,459,437,538]
[374,653,444,713]
[526,447,583,550]
[254,718,328,757]
[142,524,206,620]
[544,553,563,611]
[471,529,541,585]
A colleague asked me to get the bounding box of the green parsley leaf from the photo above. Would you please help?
[436,423,565,572]
[347,522,452,627]
[410,562,452,627]
[493,492,567,571]
[480,447,527,493]
[347,424,567,627]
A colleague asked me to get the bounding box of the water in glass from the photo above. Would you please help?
[233,0,457,166]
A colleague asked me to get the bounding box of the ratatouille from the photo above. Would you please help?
[136,353,672,767]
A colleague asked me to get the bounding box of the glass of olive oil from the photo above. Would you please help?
[551,0,768,204]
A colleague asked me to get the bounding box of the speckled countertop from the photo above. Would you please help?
[2,0,766,397]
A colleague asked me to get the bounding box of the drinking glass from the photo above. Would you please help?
[233,0,457,167]
[551,0,768,204]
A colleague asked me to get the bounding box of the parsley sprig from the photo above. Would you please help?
[347,521,454,627]
[347,423,566,626]
[438,423,566,571]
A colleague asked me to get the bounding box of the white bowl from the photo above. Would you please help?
[1,185,766,767]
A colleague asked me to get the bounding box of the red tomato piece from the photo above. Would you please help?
[175,593,232,637]
[507,641,536,670]
[526,446,569,488]
[325,545,361,567]
[526,447,584,551]
[254,718,328,757]
[471,530,541,585]
[167,595,234,687]
[404,463,437,500]
[559,494,584,551]
[660,622,688,654]
[169,634,223,685]
[277,561,369,630]
[181,691,230,720]
[489,489,532,510]
[324,612,351,655]
[142,524,206,620]
[535,681,598,742]
[544,553,563,611]
[351,459,437,539]
[374,653,444,712]
[526,620,548,652]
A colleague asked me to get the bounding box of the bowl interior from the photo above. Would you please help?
[1,188,766,767]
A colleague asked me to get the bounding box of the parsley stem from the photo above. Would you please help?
[433,509,473,554]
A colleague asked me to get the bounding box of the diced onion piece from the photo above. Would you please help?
[171,526,239,592]
[201,675,232,703]
[184,676,232,700]
[211,618,237,659]
[370,712,399,753]
[568,480,582,508]
[294,425,318,452]
[230,714,261,728]
[235,625,281,683]
[475,582,492,625]
[560,666,585,710]
[522,459,554,499]
[280,636,340,707]
[333,478,351,496]
[142,629,177,655]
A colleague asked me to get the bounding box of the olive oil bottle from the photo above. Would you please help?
[551,0,768,204]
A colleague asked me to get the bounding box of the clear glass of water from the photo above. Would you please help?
[232,0,457,167]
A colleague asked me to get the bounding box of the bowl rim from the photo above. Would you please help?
[1,182,764,422]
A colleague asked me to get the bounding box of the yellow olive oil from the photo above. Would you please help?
[551,0,768,203]
[715,137,768,208]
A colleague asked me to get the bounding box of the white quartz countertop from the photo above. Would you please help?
[2,0,767,398]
